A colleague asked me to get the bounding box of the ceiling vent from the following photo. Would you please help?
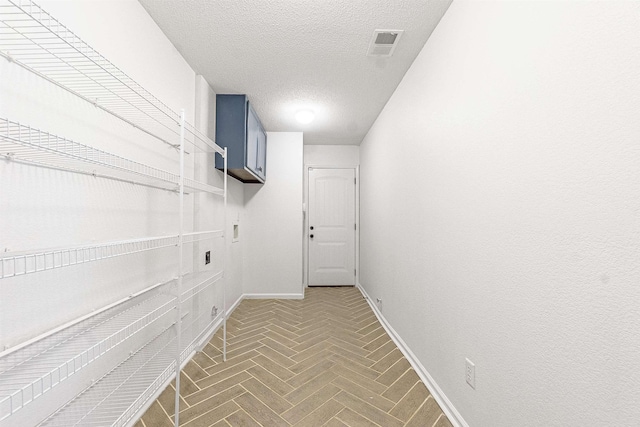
[367,29,404,57]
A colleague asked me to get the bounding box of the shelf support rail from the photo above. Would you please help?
[173,109,186,427]
[223,148,227,362]
[0,235,178,279]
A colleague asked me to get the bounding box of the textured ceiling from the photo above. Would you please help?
[139,0,452,145]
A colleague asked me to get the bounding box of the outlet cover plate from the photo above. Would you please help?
[465,358,475,389]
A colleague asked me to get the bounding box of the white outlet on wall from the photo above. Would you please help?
[465,358,476,389]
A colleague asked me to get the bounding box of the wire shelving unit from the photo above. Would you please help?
[0,0,228,426]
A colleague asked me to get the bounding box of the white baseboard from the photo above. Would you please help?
[356,283,469,427]
[243,293,304,300]
[227,293,245,316]
[195,293,245,352]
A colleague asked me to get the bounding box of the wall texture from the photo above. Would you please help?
[304,145,360,168]
[359,1,640,426]
[244,132,304,297]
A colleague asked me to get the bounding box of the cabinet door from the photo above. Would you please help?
[255,127,266,180]
[246,103,259,174]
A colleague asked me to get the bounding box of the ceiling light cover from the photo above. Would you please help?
[295,110,315,124]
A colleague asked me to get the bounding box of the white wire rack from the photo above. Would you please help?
[0,0,223,155]
[0,1,228,425]
[0,235,179,279]
[182,230,224,245]
[0,118,180,190]
[180,270,224,302]
[0,117,226,195]
[30,271,225,427]
[184,177,225,196]
[0,281,176,421]
[39,325,178,427]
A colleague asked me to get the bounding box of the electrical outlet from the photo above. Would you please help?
[465,358,475,389]
[205,251,210,265]
[376,298,382,312]
[211,306,218,317]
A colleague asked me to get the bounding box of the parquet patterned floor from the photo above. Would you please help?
[137,287,452,427]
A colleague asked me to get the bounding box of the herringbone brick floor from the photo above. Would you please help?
[137,287,452,427]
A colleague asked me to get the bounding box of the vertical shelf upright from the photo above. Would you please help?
[0,1,228,426]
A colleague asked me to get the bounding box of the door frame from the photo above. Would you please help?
[303,165,360,288]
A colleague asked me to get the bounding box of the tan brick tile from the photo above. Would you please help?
[180,386,244,425]
[192,351,217,370]
[247,365,295,396]
[434,413,455,427]
[284,368,337,405]
[225,409,261,427]
[234,392,289,426]
[323,417,349,427]
[184,360,210,384]
[158,384,187,416]
[241,377,293,414]
[289,349,333,374]
[382,368,420,402]
[198,360,256,388]
[365,341,397,362]
[335,407,379,427]
[332,376,395,412]
[326,336,370,357]
[362,333,392,352]
[259,337,297,357]
[287,359,334,388]
[187,372,252,406]
[406,396,443,427]
[183,400,240,427]
[256,345,296,367]
[389,381,431,422]
[371,348,403,373]
[329,362,387,394]
[292,399,344,427]
[289,340,332,363]
[252,354,295,381]
[328,353,380,381]
[141,401,172,427]
[355,320,380,336]
[333,391,403,427]
[376,357,411,386]
[328,344,376,368]
[206,351,259,374]
[282,384,341,424]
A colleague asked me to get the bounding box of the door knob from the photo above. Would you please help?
[310,234,314,239]
[310,226,314,230]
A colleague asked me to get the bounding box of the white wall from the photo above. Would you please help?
[304,145,359,168]
[359,1,640,426]
[244,132,304,297]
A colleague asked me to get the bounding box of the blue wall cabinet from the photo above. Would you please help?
[215,94,267,183]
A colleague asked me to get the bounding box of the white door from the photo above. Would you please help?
[308,168,356,286]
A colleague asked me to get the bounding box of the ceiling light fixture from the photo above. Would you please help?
[295,110,315,124]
